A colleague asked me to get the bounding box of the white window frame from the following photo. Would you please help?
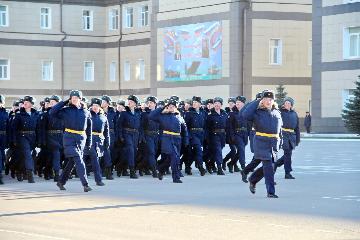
[308,39,312,66]
[84,61,94,82]
[109,8,119,30]
[343,27,360,59]
[42,60,53,81]
[0,5,9,27]
[269,38,282,65]
[139,5,149,27]
[124,7,133,28]
[0,59,10,80]
[40,7,51,29]
[137,59,145,80]
[109,61,116,82]
[82,10,93,31]
[124,60,131,81]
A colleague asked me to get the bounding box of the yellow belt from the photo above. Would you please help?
[255,132,279,138]
[92,131,103,136]
[65,128,86,135]
[282,128,294,133]
[163,130,180,136]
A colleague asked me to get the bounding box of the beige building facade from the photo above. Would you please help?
[312,0,360,132]
[0,0,312,123]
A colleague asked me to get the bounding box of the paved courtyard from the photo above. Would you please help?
[0,139,359,240]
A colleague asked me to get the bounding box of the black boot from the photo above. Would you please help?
[249,182,256,194]
[54,172,59,182]
[16,172,23,182]
[206,164,213,174]
[83,185,92,192]
[240,170,248,183]
[0,173,3,185]
[56,182,66,190]
[227,163,234,173]
[144,169,151,175]
[217,168,225,175]
[222,163,226,171]
[96,181,105,186]
[267,193,279,198]
[199,166,206,176]
[173,179,183,183]
[233,164,240,172]
[158,171,163,180]
[27,170,35,183]
[285,173,295,179]
[122,169,130,177]
[138,170,144,176]
[151,167,158,178]
[185,167,192,175]
[130,168,138,179]
[105,167,114,180]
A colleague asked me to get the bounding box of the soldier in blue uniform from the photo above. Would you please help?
[114,99,127,177]
[149,97,188,183]
[39,95,64,182]
[12,96,40,183]
[240,92,263,183]
[116,95,141,179]
[84,98,110,186]
[274,97,300,179]
[50,90,92,192]
[141,96,160,178]
[101,95,116,180]
[184,96,207,176]
[223,97,236,172]
[242,90,282,198]
[206,97,227,175]
[203,98,214,173]
[0,95,8,184]
[228,96,249,171]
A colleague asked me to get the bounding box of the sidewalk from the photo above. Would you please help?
[301,132,360,139]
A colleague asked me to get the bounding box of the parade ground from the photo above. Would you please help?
[0,138,359,240]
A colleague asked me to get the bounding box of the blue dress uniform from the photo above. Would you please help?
[0,95,8,184]
[228,96,249,170]
[12,96,40,183]
[101,95,116,179]
[223,98,237,172]
[141,96,160,178]
[184,96,207,176]
[149,99,189,183]
[84,98,110,185]
[116,95,141,179]
[50,90,92,191]
[242,91,282,198]
[39,96,64,181]
[206,98,227,175]
[275,98,300,179]
[6,101,21,180]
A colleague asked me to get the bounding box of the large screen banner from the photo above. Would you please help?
[163,21,222,82]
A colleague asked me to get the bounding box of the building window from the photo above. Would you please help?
[42,60,53,81]
[40,7,51,29]
[109,9,119,30]
[0,5,8,27]
[344,27,360,59]
[0,59,9,80]
[308,39,312,66]
[84,61,94,81]
[82,10,93,31]
[137,59,145,80]
[140,5,149,27]
[125,7,133,28]
[124,61,130,81]
[110,61,116,82]
[269,39,282,65]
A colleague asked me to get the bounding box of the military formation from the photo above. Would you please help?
[0,89,300,198]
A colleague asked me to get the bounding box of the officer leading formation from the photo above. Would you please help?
[0,90,300,198]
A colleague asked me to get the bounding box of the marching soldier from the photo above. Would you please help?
[116,95,141,179]
[50,90,92,192]
[0,95,8,184]
[242,90,282,198]
[206,97,227,175]
[223,97,237,172]
[12,96,40,183]
[184,96,207,176]
[228,96,249,172]
[101,95,116,180]
[84,98,110,186]
[274,97,300,179]
[39,95,64,182]
[141,96,160,178]
[149,97,188,183]
[203,98,214,173]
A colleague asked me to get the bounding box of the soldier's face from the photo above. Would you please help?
[50,100,58,107]
[207,103,213,109]
[184,103,190,110]
[71,96,81,106]
[167,104,176,113]
[101,100,109,108]
[45,102,50,108]
[214,102,222,111]
[128,100,136,109]
[236,101,244,109]
[116,105,124,112]
[23,101,33,110]
[92,104,100,113]
[283,101,292,110]
[261,97,274,109]
[148,101,156,110]
[193,101,201,109]
[228,102,235,109]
